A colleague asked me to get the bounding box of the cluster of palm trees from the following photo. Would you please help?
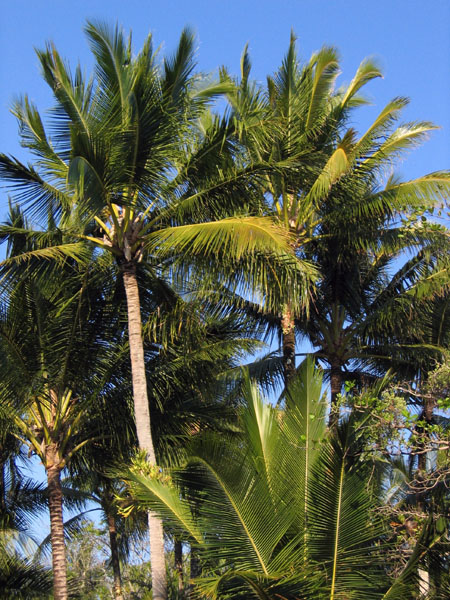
[0,21,448,600]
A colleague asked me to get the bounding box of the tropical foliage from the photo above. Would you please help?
[121,359,449,599]
[0,21,448,600]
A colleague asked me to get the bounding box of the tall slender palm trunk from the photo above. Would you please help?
[107,513,124,600]
[47,463,68,600]
[329,360,343,427]
[281,306,296,387]
[0,460,5,514]
[416,392,434,597]
[174,538,184,594]
[189,545,201,598]
[122,262,167,600]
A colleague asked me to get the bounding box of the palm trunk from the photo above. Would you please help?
[328,360,343,427]
[415,393,434,597]
[47,465,68,600]
[122,264,155,457]
[122,262,167,600]
[107,513,124,600]
[147,514,166,600]
[0,460,5,514]
[281,306,296,387]
[174,538,184,595]
[189,546,201,598]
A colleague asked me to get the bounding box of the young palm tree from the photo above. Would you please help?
[121,359,445,599]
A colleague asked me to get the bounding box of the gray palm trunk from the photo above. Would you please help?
[47,462,68,600]
[122,263,167,600]
[107,513,124,600]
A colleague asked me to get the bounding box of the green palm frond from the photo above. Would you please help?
[122,362,411,599]
[280,358,327,532]
[305,46,340,132]
[11,96,69,176]
[121,466,204,544]
[0,553,52,599]
[299,145,349,214]
[339,57,383,107]
[36,42,94,154]
[307,418,386,599]
[85,20,134,111]
[349,97,409,160]
[147,217,294,260]
[370,171,450,214]
[162,26,196,103]
[0,154,71,221]
[360,121,439,173]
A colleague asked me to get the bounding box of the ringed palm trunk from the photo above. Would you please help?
[47,460,68,600]
[122,262,167,600]
[107,513,124,600]
[281,306,296,387]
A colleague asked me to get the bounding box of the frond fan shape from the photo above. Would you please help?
[121,359,432,599]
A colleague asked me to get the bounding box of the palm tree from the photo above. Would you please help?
[35,371,139,600]
[120,359,445,599]
[0,214,127,599]
[301,214,449,423]
[392,290,450,471]
[222,35,378,383]
[62,376,137,600]
[58,258,267,598]
[223,35,450,390]
[0,24,306,597]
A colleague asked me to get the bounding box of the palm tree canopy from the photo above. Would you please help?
[0,21,311,314]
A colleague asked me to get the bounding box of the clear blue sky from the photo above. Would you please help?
[1,0,449,195]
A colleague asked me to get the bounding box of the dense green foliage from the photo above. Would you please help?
[0,21,449,600]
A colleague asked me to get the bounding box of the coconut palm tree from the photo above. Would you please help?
[33,367,139,600]
[0,211,129,599]
[0,23,308,597]
[223,34,450,389]
[54,263,267,598]
[301,213,450,423]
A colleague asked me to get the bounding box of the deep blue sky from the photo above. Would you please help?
[1,0,449,197]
